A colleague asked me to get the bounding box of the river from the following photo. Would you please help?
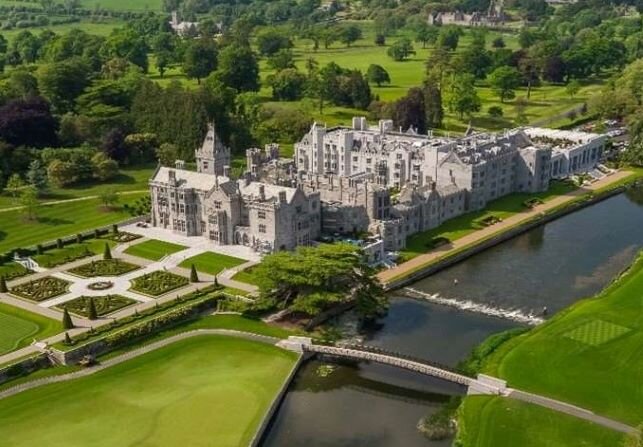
[262,186,643,447]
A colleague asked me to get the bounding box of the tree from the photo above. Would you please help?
[47,160,75,187]
[267,49,295,71]
[392,88,426,133]
[92,153,119,181]
[424,74,444,129]
[99,188,119,209]
[87,297,98,320]
[374,34,386,46]
[101,127,128,163]
[0,96,58,148]
[103,243,112,260]
[366,64,390,87]
[26,160,47,193]
[6,174,25,200]
[20,186,39,221]
[256,28,293,56]
[37,59,91,113]
[64,332,72,345]
[437,27,462,51]
[566,79,581,98]
[62,307,74,330]
[415,24,438,49]
[446,74,481,120]
[492,37,505,48]
[190,264,199,282]
[100,28,148,72]
[387,38,415,61]
[183,39,217,84]
[215,44,259,92]
[488,105,504,118]
[339,25,362,47]
[268,68,307,101]
[0,276,7,293]
[488,66,522,103]
[156,143,180,166]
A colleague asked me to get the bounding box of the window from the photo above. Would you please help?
[214,201,222,209]
[258,211,266,219]
[259,224,266,233]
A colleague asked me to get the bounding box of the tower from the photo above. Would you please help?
[195,122,231,176]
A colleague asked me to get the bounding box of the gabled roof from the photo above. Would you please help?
[151,167,229,192]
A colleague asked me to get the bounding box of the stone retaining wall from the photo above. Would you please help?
[0,354,50,386]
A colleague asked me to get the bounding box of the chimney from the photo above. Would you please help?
[278,190,287,203]
[259,184,265,200]
[431,181,436,192]
[223,165,230,177]
[168,170,176,186]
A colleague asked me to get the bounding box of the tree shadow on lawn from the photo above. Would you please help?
[37,216,73,225]
[0,230,6,242]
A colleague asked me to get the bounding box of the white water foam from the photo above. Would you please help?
[402,287,545,326]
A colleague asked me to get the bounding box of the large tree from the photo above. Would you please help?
[366,64,390,87]
[0,96,58,148]
[393,87,427,133]
[37,58,91,113]
[446,73,481,120]
[488,66,522,103]
[182,39,218,84]
[256,28,293,56]
[215,44,260,92]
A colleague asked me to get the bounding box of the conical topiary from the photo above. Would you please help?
[214,276,219,287]
[103,243,112,260]
[62,307,74,329]
[87,297,98,320]
[0,276,7,293]
[64,332,72,345]
[190,264,199,283]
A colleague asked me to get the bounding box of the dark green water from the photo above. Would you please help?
[262,186,643,447]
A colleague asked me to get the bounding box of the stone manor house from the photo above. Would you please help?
[149,118,605,255]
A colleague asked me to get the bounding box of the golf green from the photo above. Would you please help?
[0,335,298,447]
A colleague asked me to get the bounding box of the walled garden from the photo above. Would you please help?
[129,271,189,296]
[10,277,70,302]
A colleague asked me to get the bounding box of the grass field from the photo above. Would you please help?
[0,19,126,41]
[0,303,62,354]
[0,164,156,210]
[458,251,643,445]
[458,396,626,447]
[401,180,578,260]
[179,251,246,275]
[124,239,187,261]
[0,335,297,447]
[32,239,117,268]
[0,194,145,253]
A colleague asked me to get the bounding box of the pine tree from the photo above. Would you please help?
[214,276,219,287]
[62,307,74,329]
[0,276,7,293]
[87,297,98,320]
[103,243,112,260]
[64,332,72,345]
[190,264,199,282]
[26,159,48,193]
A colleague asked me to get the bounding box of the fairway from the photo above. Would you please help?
[0,335,298,447]
[0,303,62,354]
[180,251,246,275]
[0,194,146,253]
[124,239,187,261]
[459,252,643,445]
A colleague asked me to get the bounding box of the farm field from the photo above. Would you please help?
[0,193,146,253]
[124,239,187,261]
[458,252,643,444]
[0,19,126,41]
[180,251,246,276]
[0,335,298,447]
[0,302,62,354]
[0,164,156,210]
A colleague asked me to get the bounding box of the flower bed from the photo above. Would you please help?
[55,295,137,318]
[103,232,142,244]
[10,277,70,302]
[129,271,189,297]
[67,259,140,278]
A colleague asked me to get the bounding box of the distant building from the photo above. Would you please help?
[169,11,199,36]
[428,0,506,27]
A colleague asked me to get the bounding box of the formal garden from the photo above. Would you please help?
[55,295,137,318]
[10,277,70,302]
[0,262,32,281]
[129,271,189,296]
[67,259,140,278]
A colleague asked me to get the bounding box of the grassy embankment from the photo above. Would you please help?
[0,302,61,355]
[457,251,643,447]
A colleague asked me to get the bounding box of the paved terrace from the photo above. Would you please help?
[378,170,635,285]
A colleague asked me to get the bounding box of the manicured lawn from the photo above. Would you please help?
[457,396,626,447]
[232,266,260,286]
[401,180,578,260]
[129,270,189,296]
[0,262,31,280]
[124,239,187,261]
[0,194,146,253]
[0,303,62,354]
[55,295,137,318]
[458,252,643,445]
[33,239,117,269]
[0,335,298,447]
[179,251,246,276]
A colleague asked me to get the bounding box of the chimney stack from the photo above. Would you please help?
[168,170,177,186]
[278,190,287,203]
[259,184,265,200]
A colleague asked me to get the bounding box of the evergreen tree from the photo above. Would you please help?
[27,159,47,193]
[87,297,98,320]
[0,276,7,293]
[64,332,72,345]
[214,276,219,287]
[190,264,199,282]
[62,307,74,329]
[103,243,112,260]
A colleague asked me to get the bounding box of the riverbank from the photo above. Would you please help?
[456,250,643,446]
[379,169,642,289]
